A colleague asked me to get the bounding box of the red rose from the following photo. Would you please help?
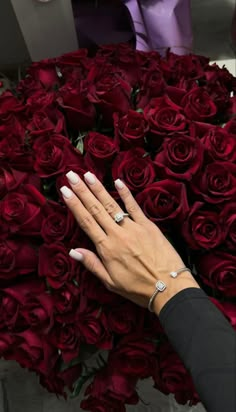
[0,239,38,282]
[27,107,66,137]
[81,397,126,412]
[144,96,187,149]
[0,281,45,330]
[0,167,28,199]
[113,44,141,86]
[87,64,131,126]
[0,91,25,115]
[206,82,230,111]
[41,203,79,245]
[49,323,80,364]
[0,113,25,139]
[136,180,189,228]
[1,184,46,235]
[86,368,138,404]
[84,132,117,166]
[108,336,156,378]
[0,332,15,357]
[106,303,143,335]
[191,162,236,204]
[182,202,225,250]
[112,148,156,192]
[80,269,121,306]
[201,127,236,162]
[154,343,198,405]
[21,292,54,333]
[52,283,79,315]
[17,77,43,98]
[113,111,148,150]
[204,63,233,89]
[39,243,79,289]
[197,251,236,296]
[0,135,34,172]
[137,67,166,109]
[33,134,83,177]
[181,87,217,121]
[220,203,236,251]
[154,135,204,181]
[77,308,112,350]
[6,331,58,375]
[27,60,59,89]
[26,90,55,110]
[57,49,88,66]
[165,53,208,83]
[0,289,23,330]
[58,92,96,131]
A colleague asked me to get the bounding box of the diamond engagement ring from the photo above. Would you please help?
[114,212,129,223]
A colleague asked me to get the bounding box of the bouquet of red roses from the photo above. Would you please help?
[0,43,236,411]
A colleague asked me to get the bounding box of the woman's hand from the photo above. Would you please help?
[60,171,199,314]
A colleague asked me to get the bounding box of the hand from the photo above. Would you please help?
[60,171,199,314]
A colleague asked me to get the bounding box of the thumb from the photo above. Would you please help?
[69,248,113,289]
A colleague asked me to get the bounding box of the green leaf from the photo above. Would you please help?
[72,374,91,398]
[71,368,96,398]
[142,152,150,158]
[136,108,143,113]
[76,139,84,154]
[61,356,81,372]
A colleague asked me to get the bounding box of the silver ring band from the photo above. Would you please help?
[114,212,129,224]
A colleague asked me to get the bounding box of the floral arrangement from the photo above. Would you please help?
[0,43,236,412]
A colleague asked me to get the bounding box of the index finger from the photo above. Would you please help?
[60,185,107,245]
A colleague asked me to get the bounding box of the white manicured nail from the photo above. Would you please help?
[84,171,96,185]
[66,170,80,185]
[60,186,74,199]
[115,179,124,189]
[69,249,83,261]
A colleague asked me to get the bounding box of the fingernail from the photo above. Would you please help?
[60,186,74,199]
[84,171,96,185]
[69,249,83,261]
[66,170,80,185]
[115,179,124,189]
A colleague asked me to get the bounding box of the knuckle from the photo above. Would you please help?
[77,184,88,194]
[126,202,139,215]
[88,257,98,274]
[103,200,117,215]
[97,241,111,259]
[79,214,94,230]
[121,186,130,199]
[66,197,79,209]
[88,203,102,216]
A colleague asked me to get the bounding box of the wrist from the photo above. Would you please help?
[152,271,200,316]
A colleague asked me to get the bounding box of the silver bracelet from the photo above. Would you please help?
[148,267,191,312]
[170,267,192,278]
[148,280,167,312]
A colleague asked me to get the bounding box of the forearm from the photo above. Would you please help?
[159,288,236,412]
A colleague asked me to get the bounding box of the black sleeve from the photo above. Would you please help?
[159,288,236,412]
